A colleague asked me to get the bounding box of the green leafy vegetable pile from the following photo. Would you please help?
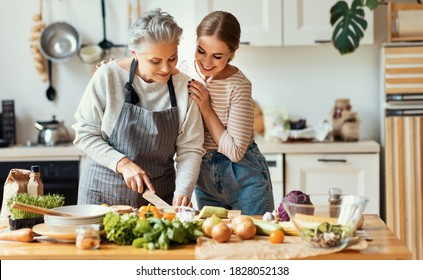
[103,211,204,250]
[7,193,65,219]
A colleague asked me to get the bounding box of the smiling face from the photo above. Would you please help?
[134,42,178,84]
[195,35,234,80]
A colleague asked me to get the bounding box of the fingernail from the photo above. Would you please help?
[188,81,191,84]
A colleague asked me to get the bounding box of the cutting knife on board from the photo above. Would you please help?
[142,190,171,207]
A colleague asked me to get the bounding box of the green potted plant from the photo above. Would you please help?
[330,0,422,54]
[7,193,65,230]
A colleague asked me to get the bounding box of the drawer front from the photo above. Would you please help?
[285,153,379,214]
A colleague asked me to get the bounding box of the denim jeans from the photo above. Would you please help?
[195,142,274,215]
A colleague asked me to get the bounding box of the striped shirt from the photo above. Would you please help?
[180,61,255,162]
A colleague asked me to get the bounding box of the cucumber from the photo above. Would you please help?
[253,219,283,236]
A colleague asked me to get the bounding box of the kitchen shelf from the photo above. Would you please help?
[387,2,423,43]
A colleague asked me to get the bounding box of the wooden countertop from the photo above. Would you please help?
[0,215,411,260]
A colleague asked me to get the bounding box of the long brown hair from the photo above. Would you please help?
[196,11,241,55]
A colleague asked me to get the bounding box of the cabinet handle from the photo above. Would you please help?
[240,41,250,45]
[317,158,347,163]
[314,40,332,44]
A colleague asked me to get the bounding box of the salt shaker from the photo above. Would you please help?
[328,188,343,217]
[76,224,100,250]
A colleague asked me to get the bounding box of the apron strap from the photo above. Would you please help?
[167,76,177,108]
[124,59,140,104]
[124,58,177,107]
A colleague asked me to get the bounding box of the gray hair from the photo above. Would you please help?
[128,8,183,52]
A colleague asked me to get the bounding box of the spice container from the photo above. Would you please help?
[75,224,100,250]
[328,187,342,218]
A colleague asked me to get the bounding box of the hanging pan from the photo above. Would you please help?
[39,21,81,62]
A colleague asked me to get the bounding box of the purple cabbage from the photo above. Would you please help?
[278,190,313,221]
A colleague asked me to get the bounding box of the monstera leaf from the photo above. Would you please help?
[331,0,368,55]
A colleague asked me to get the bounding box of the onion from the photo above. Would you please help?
[202,214,222,237]
[231,215,254,233]
[235,221,256,240]
[211,223,232,243]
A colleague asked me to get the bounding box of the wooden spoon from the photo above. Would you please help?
[11,202,81,217]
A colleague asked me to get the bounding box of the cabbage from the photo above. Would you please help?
[278,190,313,221]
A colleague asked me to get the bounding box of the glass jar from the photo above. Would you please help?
[75,224,100,250]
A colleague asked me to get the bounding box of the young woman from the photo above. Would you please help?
[72,9,204,207]
[182,11,274,215]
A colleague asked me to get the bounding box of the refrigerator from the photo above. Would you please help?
[381,43,423,260]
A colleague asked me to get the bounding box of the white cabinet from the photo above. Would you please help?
[194,0,373,47]
[283,0,374,46]
[284,153,379,214]
[194,0,283,46]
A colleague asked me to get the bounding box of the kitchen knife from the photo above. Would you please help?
[142,190,170,207]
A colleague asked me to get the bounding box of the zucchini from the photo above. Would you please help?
[197,206,228,219]
[253,218,283,236]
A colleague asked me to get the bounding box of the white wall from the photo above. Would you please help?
[0,0,392,145]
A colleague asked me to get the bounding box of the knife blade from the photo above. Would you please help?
[142,190,171,207]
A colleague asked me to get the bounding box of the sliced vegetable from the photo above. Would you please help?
[139,204,162,220]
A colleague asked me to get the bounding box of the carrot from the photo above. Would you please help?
[0,228,34,242]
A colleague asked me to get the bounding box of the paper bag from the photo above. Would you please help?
[0,169,31,226]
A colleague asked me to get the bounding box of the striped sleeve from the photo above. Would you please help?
[217,77,254,162]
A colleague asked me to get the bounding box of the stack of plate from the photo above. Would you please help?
[34,205,111,242]
[44,205,111,226]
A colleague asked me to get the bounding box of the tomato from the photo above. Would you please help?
[269,229,285,244]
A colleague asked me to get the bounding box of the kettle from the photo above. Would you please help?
[34,115,72,146]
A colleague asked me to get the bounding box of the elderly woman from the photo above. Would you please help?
[72,9,204,207]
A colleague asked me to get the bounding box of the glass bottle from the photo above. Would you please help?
[27,165,44,196]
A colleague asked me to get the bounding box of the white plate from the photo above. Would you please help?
[33,223,77,241]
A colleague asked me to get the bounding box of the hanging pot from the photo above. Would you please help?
[39,22,81,62]
[34,115,72,146]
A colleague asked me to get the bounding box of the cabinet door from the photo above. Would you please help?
[194,0,282,46]
[285,153,379,214]
[283,0,374,45]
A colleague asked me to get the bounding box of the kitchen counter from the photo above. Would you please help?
[0,144,85,162]
[0,215,411,260]
[256,140,380,154]
[0,141,379,162]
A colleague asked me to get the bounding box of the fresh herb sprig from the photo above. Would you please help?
[7,193,65,219]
